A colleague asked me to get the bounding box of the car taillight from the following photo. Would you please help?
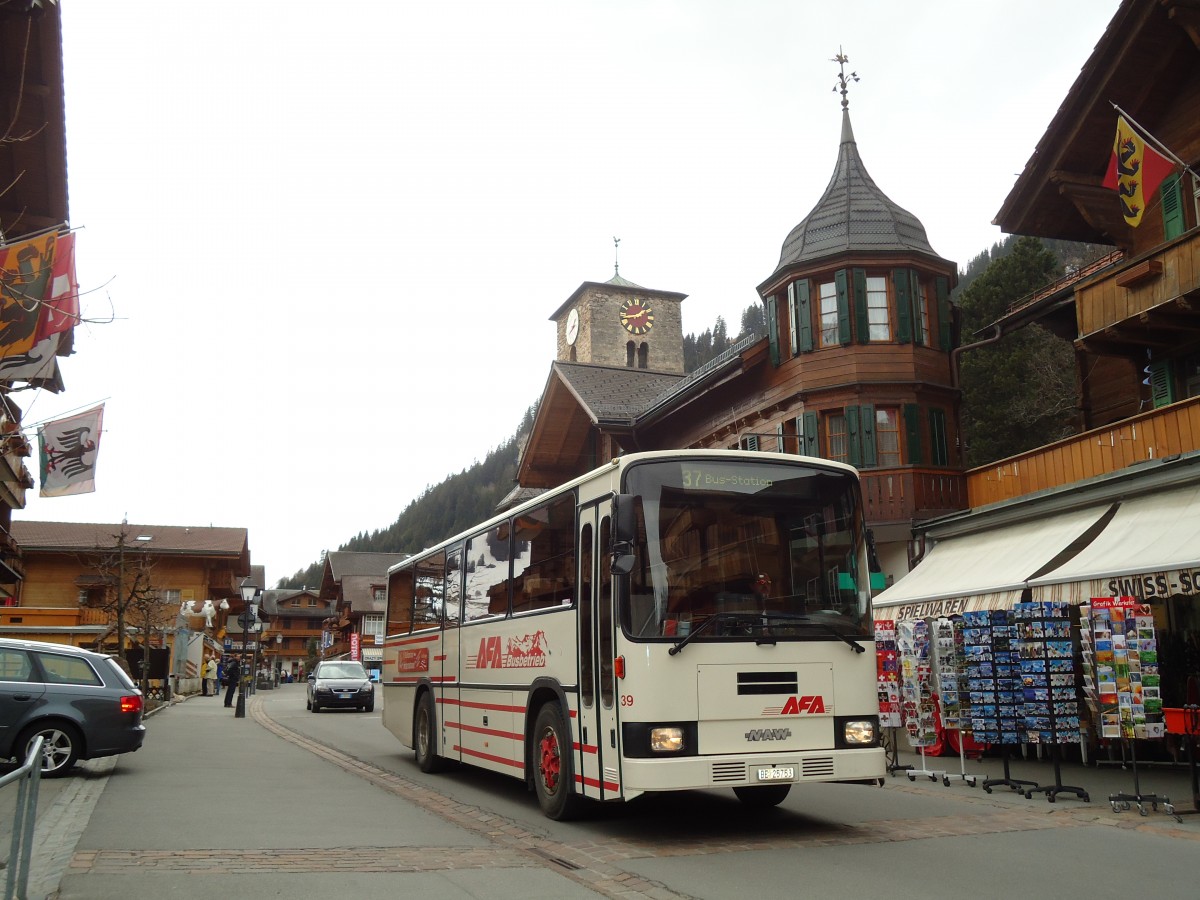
[120,695,143,714]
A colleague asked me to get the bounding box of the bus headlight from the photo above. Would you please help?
[649,726,685,753]
[842,720,876,745]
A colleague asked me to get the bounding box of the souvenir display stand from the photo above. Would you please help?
[1082,598,1176,819]
[956,609,1041,796]
[1013,601,1088,803]
[875,620,911,776]
[897,619,944,782]
[933,617,977,787]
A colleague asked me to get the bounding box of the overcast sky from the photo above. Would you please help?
[19,0,1118,586]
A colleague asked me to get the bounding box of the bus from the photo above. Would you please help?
[382,449,884,819]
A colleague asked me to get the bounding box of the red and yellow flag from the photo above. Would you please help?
[1102,115,1176,227]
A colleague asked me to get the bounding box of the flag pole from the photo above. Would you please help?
[1110,101,1200,181]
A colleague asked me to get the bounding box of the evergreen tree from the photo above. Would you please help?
[957,236,1077,467]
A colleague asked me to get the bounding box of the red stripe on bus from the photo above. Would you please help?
[439,697,527,714]
[575,773,619,791]
[383,634,442,648]
[452,722,523,741]
[572,742,598,755]
[455,746,524,770]
[388,676,457,685]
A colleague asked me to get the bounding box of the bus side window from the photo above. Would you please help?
[444,545,462,628]
[465,524,510,622]
[512,494,576,614]
[412,550,446,631]
[386,567,414,636]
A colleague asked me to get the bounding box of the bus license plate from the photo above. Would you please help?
[757,766,794,781]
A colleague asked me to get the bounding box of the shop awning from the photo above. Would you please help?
[1030,483,1200,603]
[873,504,1112,619]
[360,647,383,662]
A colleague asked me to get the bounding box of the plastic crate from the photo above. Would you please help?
[1164,707,1200,735]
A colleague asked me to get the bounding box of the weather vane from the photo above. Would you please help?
[613,236,621,277]
[832,47,859,110]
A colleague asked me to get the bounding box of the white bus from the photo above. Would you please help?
[382,449,884,819]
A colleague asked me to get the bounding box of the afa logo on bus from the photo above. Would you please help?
[761,695,827,716]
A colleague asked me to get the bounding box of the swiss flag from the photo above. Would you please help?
[35,231,79,342]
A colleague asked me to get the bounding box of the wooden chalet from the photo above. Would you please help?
[874,0,1200,709]
[524,90,965,582]
[260,586,325,679]
[316,550,408,678]
[0,3,71,600]
[2,521,250,690]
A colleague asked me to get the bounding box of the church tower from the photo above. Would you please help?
[549,251,687,374]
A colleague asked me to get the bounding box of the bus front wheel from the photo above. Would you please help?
[532,703,584,820]
[733,784,791,808]
[413,691,446,774]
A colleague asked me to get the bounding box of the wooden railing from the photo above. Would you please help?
[1076,232,1200,337]
[966,395,1200,507]
[860,467,967,525]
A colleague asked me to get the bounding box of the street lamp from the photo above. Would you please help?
[235,579,259,719]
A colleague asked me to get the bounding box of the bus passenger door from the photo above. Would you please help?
[576,502,620,802]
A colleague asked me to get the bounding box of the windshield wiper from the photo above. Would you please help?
[759,612,866,653]
[668,613,760,656]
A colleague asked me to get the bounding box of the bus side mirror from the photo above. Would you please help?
[611,493,637,576]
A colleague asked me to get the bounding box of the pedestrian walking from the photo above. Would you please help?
[202,655,218,696]
[223,655,241,707]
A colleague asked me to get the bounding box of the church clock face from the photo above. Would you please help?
[619,298,654,335]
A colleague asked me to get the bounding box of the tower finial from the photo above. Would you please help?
[613,236,621,277]
[831,47,859,111]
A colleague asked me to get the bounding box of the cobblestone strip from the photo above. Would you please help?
[26,755,116,899]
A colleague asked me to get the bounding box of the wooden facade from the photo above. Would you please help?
[2,522,250,653]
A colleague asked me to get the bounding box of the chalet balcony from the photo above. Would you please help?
[1073,230,1200,354]
[860,467,967,527]
[966,395,1200,507]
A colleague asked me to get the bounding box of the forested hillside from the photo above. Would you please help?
[278,237,1111,588]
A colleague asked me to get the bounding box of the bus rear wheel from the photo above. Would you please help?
[413,691,446,773]
[733,784,791,808]
[532,703,584,820]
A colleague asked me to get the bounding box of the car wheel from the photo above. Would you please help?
[532,703,584,820]
[364,700,374,713]
[413,691,445,773]
[19,722,81,778]
[311,698,320,713]
[733,784,791,808]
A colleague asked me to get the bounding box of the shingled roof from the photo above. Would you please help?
[552,361,684,423]
[12,521,248,556]
[762,109,942,289]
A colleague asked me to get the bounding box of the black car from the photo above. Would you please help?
[306,660,374,712]
[0,637,146,777]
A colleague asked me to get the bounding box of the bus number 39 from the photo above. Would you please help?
[620,694,634,707]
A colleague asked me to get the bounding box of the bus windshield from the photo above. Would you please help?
[621,458,873,641]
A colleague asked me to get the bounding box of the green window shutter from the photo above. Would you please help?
[852,268,869,343]
[1162,174,1185,240]
[787,282,799,356]
[859,403,877,468]
[894,269,912,343]
[936,276,952,351]
[1149,360,1176,407]
[909,270,924,347]
[776,422,785,452]
[796,279,813,352]
[743,434,760,451]
[802,411,819,457]
[903,403,922,464]
[846,406,861,467]
[766,295,780,367]
[835,269,852,345]
[930,408,949,466]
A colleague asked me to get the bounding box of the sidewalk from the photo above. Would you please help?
[24,687,1200,899]
[33,686,602,900]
